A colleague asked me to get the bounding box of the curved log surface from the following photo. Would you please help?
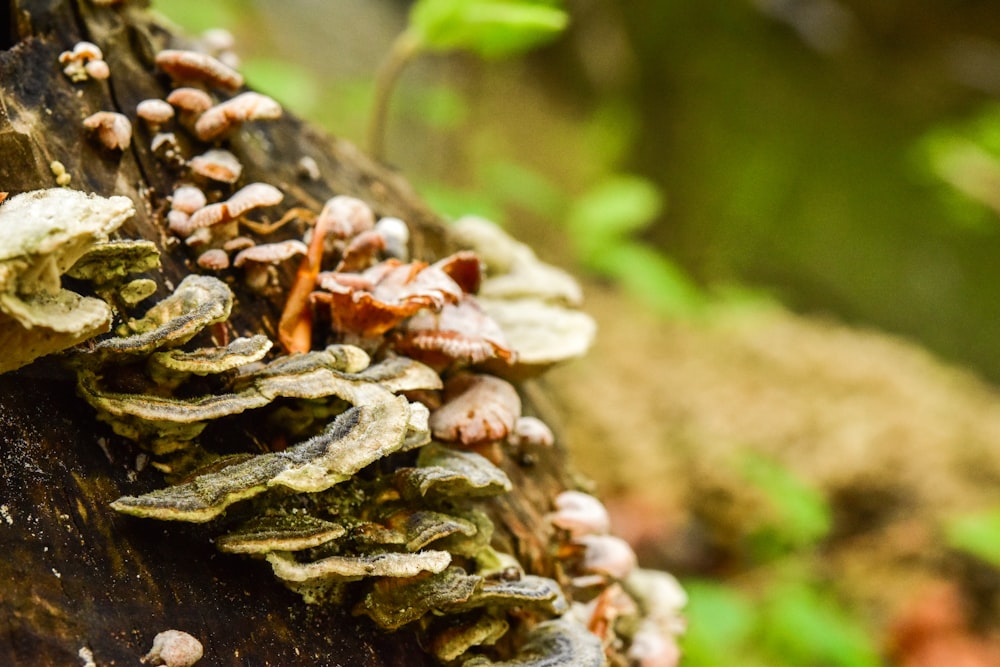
[0,1,571,664]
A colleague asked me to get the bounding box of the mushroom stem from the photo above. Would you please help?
[367,28,423,163]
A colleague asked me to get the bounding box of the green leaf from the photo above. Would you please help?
[759,583,883,667]
[410,0,568,58]
[739,452,831,555]
[589,242,704,316]
[680,579,756,665]
[944,508,1000,566]
[564,174,664,264]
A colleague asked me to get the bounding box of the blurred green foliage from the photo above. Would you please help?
[408,0,568,58]
[944,508,1000,567]
[681,452,883,667]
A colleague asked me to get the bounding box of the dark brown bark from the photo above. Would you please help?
[0,2,570,664]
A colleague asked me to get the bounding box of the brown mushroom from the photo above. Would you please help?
[312,259,464,338]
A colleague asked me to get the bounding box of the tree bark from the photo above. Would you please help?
[0,2,572,664]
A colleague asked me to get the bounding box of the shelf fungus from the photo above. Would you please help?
[0,189,134,372]
[50,154,682,664]
[450,217,596,377]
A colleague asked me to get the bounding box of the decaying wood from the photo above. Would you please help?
[0,1,572,664]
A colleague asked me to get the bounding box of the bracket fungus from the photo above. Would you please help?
[23,40,684,661]
[0,189,134,372]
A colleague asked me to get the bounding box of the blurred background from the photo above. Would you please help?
[153,1,1000,665]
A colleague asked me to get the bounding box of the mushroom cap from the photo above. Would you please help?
[397,298,515,367]
[314,259,464,337]
[178,182,283,237]
[136,98,175,125]
[315,195,375,240]
[188,148,242,183]
[196,248,229,270]
[83,59,110,80]
[155,48,244,90]
[477,297,595,375]
[166,87,214,114]
[194,91,282,141]
[429,373,521,445]
[550,490,610,537]
[170,185,207,214]
[233,239,307,267]
[82,111,132,150]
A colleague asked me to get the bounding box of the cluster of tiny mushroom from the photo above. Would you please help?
[5,26,688,667]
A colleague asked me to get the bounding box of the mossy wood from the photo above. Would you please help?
[0,1,571,664]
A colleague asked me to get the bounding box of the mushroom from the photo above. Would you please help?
[477,297,596,376]
[59,41,108,82]
[143,630,203,667]
[396,298,516,368]
[315,195,375,240]
[83,111,132,150]
[574,534,638,582]
[509,415,555,448]
[399,442,513,499]
[155,49,244,90]
[429,373,521,445]
[194,91,282,141]
[0,189,134,373]
[166,87,214,115]
[195,248,229,270]
[549,490,611,538]
[374,216,409,261]
[188,148,242,184]
[170,185,207,215]
[311,259,465,339]
[136,99,175,129]
[171,182,283,238]
[233,239,307,291]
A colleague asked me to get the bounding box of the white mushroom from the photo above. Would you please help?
[550,490,611,537]
[143,629,203,667]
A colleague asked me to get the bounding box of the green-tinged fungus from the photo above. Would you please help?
[0,189,135,372]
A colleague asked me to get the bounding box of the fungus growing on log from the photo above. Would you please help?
[0,189,134,372]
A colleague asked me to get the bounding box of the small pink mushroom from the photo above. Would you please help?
[83,111,132,150]
[429,373,521,445]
